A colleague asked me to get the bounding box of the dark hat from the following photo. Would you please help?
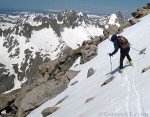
[111,34,117,42]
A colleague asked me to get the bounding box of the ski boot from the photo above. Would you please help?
[129,61,134,67]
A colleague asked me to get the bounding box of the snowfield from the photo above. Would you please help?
[27,14,150,117]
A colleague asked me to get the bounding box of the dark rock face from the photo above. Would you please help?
[3,28,12,37]
[0,28,3,36]
[115,12,127,25]
[57,10,89,29]
[49,19,61,37]
[3,36,18,54]
[0,63,15,93]
[34,22,49,31]
[20,23,33,38]
[0,10,92,39]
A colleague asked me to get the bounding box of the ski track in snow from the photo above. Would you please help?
[126,65,145,117]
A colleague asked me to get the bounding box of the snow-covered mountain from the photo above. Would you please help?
[0,10,126,93]
[27,13,150,117]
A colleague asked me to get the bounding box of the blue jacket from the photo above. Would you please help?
[111,40,120,56]
[110,34,119,56]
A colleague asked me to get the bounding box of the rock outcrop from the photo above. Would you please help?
[41,107,59,117]
[0,90,20,115]
[132,3,150,18]
[101,76,115,87]
[87,68,95,78]
[142,66,150,73]
[14,77,68,114]
[129,18,140,25]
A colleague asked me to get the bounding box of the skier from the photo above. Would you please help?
[108,34,133,73]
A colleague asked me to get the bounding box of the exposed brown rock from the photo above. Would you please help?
[87,68,95,78]
[41,107,59,117]
[129,18,140,25]
[14,77,69,112]
[0,89,20,115]
[142,66,150,73]
[131,8,150,18]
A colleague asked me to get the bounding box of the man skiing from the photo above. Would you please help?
[109,34,133,73]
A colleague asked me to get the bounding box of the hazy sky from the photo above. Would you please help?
[0,0,150,16]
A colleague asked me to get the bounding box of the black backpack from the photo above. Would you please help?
[117,36,129,49]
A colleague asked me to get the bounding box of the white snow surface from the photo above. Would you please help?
[105,14,120,28]
[27,14,150,117]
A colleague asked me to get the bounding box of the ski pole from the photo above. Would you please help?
[110,56,112,72]
[130,47,146,55]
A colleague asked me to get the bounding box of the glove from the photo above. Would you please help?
[108,53,112,57]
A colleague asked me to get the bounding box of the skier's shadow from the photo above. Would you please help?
[106,65,130,76]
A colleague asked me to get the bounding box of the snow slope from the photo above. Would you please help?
[28,14,150,117]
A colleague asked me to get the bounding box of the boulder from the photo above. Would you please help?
[15,107,25,117]
[80,45,97,64]
[37,59,59,79]
[87,68,95,78]
[142,66,150,73]
[101,76,115,86]
[14,77,69,112]
[41,107,59,117]
[0,63,15,93]
[13,84,33,110]
[65,70,80,80]
[139,48,146,55]
[82,36,104,47]
[0,90,19,114]
[129,18,140,25]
